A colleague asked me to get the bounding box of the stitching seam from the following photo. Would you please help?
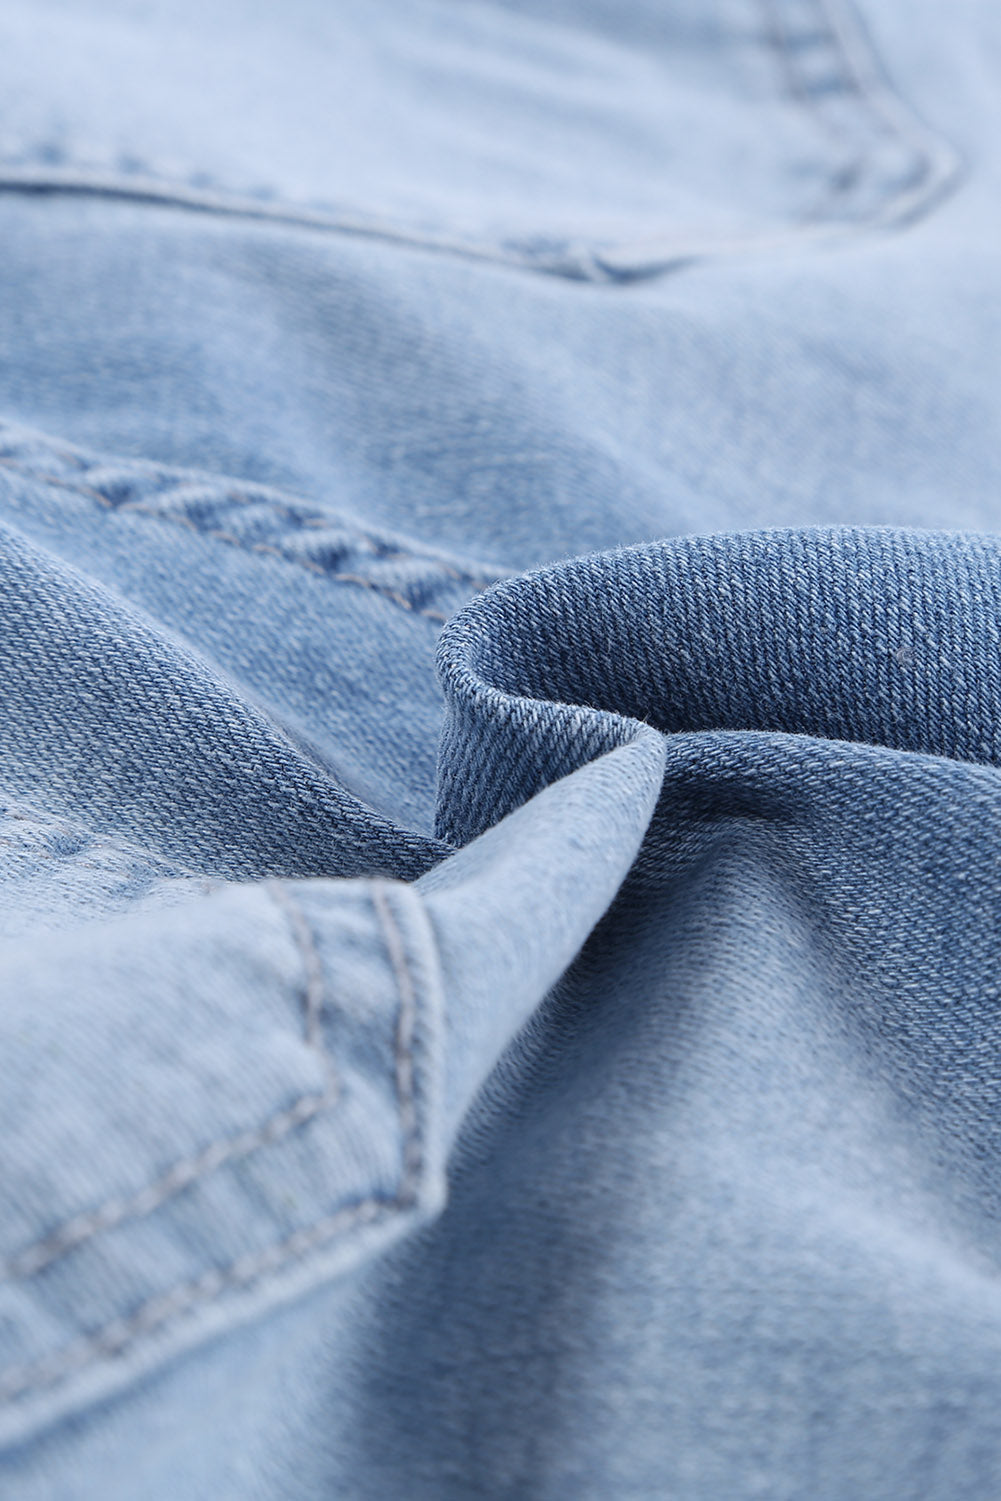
[0,437,499,588]
[0,455,492,626]
[771,0,960,228]
[0,881,424,1407]
[0,885,338,1287]
[816,0,960,226]
[593,0,959,276]
[760,0,884,225]
[0,0,958,280]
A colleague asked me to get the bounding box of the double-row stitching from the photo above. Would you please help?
[760,0,959,229]
[0,0,958,280]
[0,428,495,586]
[371,884,424,1196]
[0,881,425,1407]
[0,885,337,1290]
[819,0,960,225]
[0,451,500,626]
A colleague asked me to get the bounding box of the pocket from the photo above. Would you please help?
[0,0,959,280]
[0,878,447,1450]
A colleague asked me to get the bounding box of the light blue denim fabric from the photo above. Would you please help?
[0,1,1000,1496]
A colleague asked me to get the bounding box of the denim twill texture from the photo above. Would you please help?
[1,0,1000,1497]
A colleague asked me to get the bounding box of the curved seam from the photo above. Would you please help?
[595,0,961,275]
[760,0,874,223]
[0,0,960,280]
[0,879,425,1410]
[735,0,956,232]
[813,0,961,226]
[0,168,534,269]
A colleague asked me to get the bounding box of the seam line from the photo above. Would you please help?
[0,885,337,1287]
[372,884,424,1194]
[759,0,954,226]
[0,439,499,588]
[820,0,960,223]
[0,455,485,626]
[594,0,959,276]
[0,880,425,1410]
[809,0,959,225]
[0,0,960,279]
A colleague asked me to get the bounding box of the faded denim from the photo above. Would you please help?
[1,1,1000,1497]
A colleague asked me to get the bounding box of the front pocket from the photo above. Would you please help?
[0,0,959,279]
